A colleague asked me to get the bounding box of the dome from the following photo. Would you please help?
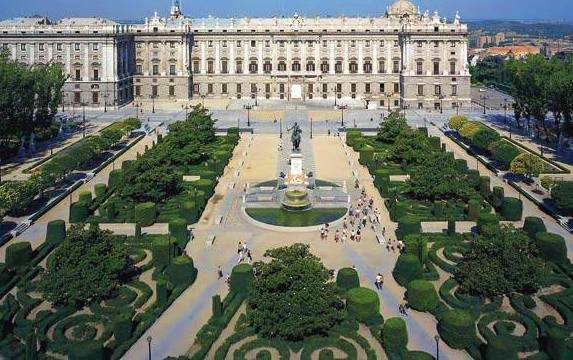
[386,0,419,17]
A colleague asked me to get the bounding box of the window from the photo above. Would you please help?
[152,64,159,75]
[322,83,328,93]
[394,82,399,93]
[365,83,371,94]
[417,85,424,96]
[293,41,299,48]
[306,62,315,72]
[38,43,44,51]
[193,61,200,74]
[249,61,258,74]
[136,64,142,74]
[336,83,342,94]
[378,60,385,73]
[380,40,385,47]
[449,61,456,75]
[351,83,357,98]
[416,61,423,75]
[365,40,370,48]
[20,44,26,51]
[250,40,256,48]
[250,83,257,94]
[349,61,358,74]
[435,85,442,95]
[208,41,213,48]
[450,41,456,47]
[308,41,313,48]
[322,40,327,48]
[393,60,399,73]
[170,64,176,75]
[207,60,214,74]
[308,84,313,99]
[153,42,159,48]
[222,83,227,94]
[393,40,398,47]
[75,43,80,51]
[279,84,285,94]
[208,84,213,94]
[170,42,176,48]
[222,40,227,47]
[263,61,272,73]
[265,40,270,47]
[278,61,286,72]
[335,61,343,74]
[93,69,99,81]
[337,40,342,48]
[74,92,81,103]
[452,84,458,96]
[135,85,141,96]
[237,41,242,47]
[417,41,423,48]
[433,61,440,75]
[169,86,175,96]
[152,85,158,97]
[221,60,228,74]
[193,84,199,94]
[351,40,356,48]
[265,83,271,93]
[236,83,242,94]
[379,83,385,93]
[434,41,439,48]
[57,43,62,51]
[93,43,99,51]
[92,92,99,103]
[320,61,329,73]
[364,61,372,74]
[279,41,285,48]
[75,69,81,81]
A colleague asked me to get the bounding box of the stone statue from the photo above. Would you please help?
[288,122,303,152]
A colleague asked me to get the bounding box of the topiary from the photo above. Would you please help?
[113,312,134,343]
[477,213,499,233]
[94,183,107,199]
[467,199,481,221]
[447,219,456,236]
[108,169,123,190]
[180,201,199,224]
[169,218,189,247]
[135,202,156,226]
[69,202,89,223]
[5,242,33,269]
[485,337,518,360]
[404,235,428,266]
[230,263,253,295]
[479,176,491,195]
[165,256,197,286]
[382,317,408,353]
[393,254,423,287]
[501,197,523,221]
[551,181,573,213]
[336,267,360,291]
[212,295,222,317]
[46,220,66,244]
[78,190,92,205]
[437,309,476,349]
[156,280,169,306]
[523,217,546,239]
[318,349,334,360]
[405,351,435,360]
[346,287,381,324]
[535,232,568,265]
[396,216,421,240]
[406,279,439,312]
[492,186,505,209]
[68,340,104,360]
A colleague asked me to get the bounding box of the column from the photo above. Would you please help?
[258,41,263,75]
[215,41,220,74]
[386,44,391,74]
[461,40,468,75]
[301,43,306,74]
[442,40,447,75]
[314,42,320,75]
[84,43,90,79]
[373,43,378,74]
[358,41,364,74]
[230,42,235,74]
[200,41,206,74]
[286,41,292,74]
[243,43,248,72]
[329,41,335,75]
[29,42,34,66]
[343,41,349,74]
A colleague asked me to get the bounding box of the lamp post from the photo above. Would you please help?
[338,105,347,127]
[503,98,508,124]
[61,90,66,112]
[104,92,108,113]
[455,102,460,116]
[82,102,86,138]
[333,86,337,107]
[387,93,391,112]
[150,95,155,114]
[482,93,488,115]
[147,336,152,360]
[255,85,258,107]
[439,95,445,114]
[244,104,252,127]
[201,95,205,108]
[310,117,313,139]
[279,117,283,138]
[434,335,440,360]
[237,117,240,132]
[182,104,190,119]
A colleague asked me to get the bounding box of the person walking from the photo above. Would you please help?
[217,266,224,280]
[237,242,243,255]
[375,273,382,290]
[247,250,253,264]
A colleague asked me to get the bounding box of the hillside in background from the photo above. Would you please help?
[468,20,573,38]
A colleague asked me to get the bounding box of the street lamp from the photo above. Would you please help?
[182,104,190,119]
[439,95,445,114]
[279,117,283,139]
[243,104,253,127]
[61,90,66,112]
[503,98,509,124]
[434,335,440,360]
[104,92,108,113]
[201,95,205,108]
[82,102,86,138]
[150,95,155,114]
[147,336,152,360]
[482,93,488,115]
[254,86,258,107]
[237,117,240,132]
[337,105,347,127]
[310,117,313,139]
[333,86,337,107]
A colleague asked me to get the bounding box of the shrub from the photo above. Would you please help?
[477,213,499,233]
[485,337,518,360]
[230,263,253,295]
[405,352,434,360]
[359,145,375,165]
[479,176,491,195]
[406,279,439,312]
[169,218,189,246]
[535,232,567,265]
[429,136,441,149]
[256,350,272,360]
[470,127,501,152]
[467,199,481,221]
[459,121,483,139]
[78,191,92,205]
[540,176,555,191]
[393,254,423,286]
[165,256,197,286]
[432,201,444,218]
[374,172,390,196]
[551,181,573,212]
[180,201,199,223]
[108,169,123,189]
[490,140,520,167]
[523,217,546,239]
[212,295,222,317]
[113,312,133,343]
[448,115,468,131]
[346,287,380,323]
[523,295,536,309]
[192,179,215,198]
[437,309,476,349]
[382,317,408,353]
[336,267,360,291]
[318,349,334,360]
[68,340,104,360]
[346,130,362,147]
[5,242,33,268]
[156,280,168,306]
[105,199,116,220]
[69,202,89,223]
[134,224,141,239]
[94,183,107,199]
[396,216,421,240]
[492,186,505,208]
[46,220,66,244]
[135,202,156,226]
[455,159,468,172]
[404,235,428,265]
[466,170,481,189]
[447,219,456,236]
[501,197,523,221]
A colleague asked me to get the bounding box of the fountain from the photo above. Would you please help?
[281,154,312,211]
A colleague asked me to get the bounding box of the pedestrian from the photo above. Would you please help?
[356,229,361,242]
[351,229,355,241]
[237,242,243,255]
[343,217,348,229]
[247,250,253,264]
[320,227,325,240]
[375,273,382,290]
[217,266,224,280]
[342,233,347,243]
[379,274,384,289]
[399,297,408,316]
[242,241,248,253]
[238,251,244,263]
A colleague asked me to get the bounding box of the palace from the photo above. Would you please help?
[0,0,470,110]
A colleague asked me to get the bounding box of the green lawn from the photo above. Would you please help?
[246,208,347,227]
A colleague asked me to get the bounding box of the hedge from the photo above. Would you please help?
[169,218,189,246]
[230,264,253,295]
[69,202,89,223]
[68,340,104,360]
[437,309,476,349]
[318,349,334,360]
[404,235,428,266]
[395,216,421,240]
[108,169,123,190]
[542,327,570,360]
[492,186,505,208]
[535,232,568,265]
[479,176,491,195]
[477,213,499,233]
[156,280,168,306]
[405,351,435,360]
[5,242,33,269]
[393,254,423,287]
[485,337,518,360]
[447,219,456,236]
[78,190,93,205]
[135,202,156,226]
[180,201,200,224]
[359,146,375,166]
[501,197,523,221]
[455,159,468,172]
[467,199,481,221]
[94,183,107,199]
[113,312,133,343]
[523,217,546,239]
[336,267,360,291]
[256,350,272,360]
[346,287,380,323]
[382,317,408,353]
[165,256,197,286]
[406,279,439,312]
[46,220,66,244]
[212,295,222,317]
[192,179,215,198]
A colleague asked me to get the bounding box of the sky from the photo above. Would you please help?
[1,0,572,22]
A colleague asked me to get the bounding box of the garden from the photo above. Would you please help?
[176,244,435,360]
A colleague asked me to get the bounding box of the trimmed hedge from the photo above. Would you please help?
[180,200,200,224]
[492,187,505,208]
[479,176,491,195]
[542,327,570,360]
[135,202,156,226]
[46,220,66,244]
[405,352,434,360]
[68,340,104,360]
[94,183,107,199]
[78,190,93,205]
[336,267,360,291]
[230,264,253,295]
[477,213,499,233]
[169,218,189,246]
[405,235,428,266]
[437,309,476,349]
[212,295,222,317]
[447,219,456,236]
[192,179,215,198]
[467,199,481,221]
[406,279,439,312]
[485,337,518,360]
[346,287,380,323]
[113,312,133,343]
[156,280,168,306]
[535,232,568,265]
[359,146,375,166]
[396,216,421,240]
[69,202,89,223]
[165,256,197,286]
[393,254,423,287]
[382,317,408,353]
[501,197,523,221]
[5,242,33,268]
[523,217,546,239]
[108,169,123,189]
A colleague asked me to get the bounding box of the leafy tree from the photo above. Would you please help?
[455,224,547,297]
[510,153,544,179]
[248,244,345,341]
[389,128,433,166]
[0,180,38,214]
[448,115,469,131]
[377,111,409,144]
[470,127,500,152]
[38,224,131,307]
[489,141,521,168]
[551,181,573,213]
[121,159,182,203]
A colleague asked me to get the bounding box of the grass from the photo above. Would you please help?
[246,208,347,227]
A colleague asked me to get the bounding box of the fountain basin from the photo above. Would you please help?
[281,188,312,211]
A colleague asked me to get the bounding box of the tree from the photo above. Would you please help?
[448,115,469,131]
[377,111,409,144]
[470,127,500,152]
[121,160,182,203]
[489,141,521,168]
[455,225,547,297]
[551,181,573,213]
[248,244,345,341]
[389,128,433,166]
[38,224,131,307]
[510,153,544,179]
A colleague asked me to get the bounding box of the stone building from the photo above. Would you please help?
[0,0,471,110]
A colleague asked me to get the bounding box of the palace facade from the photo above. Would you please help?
[0,0,471,110]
